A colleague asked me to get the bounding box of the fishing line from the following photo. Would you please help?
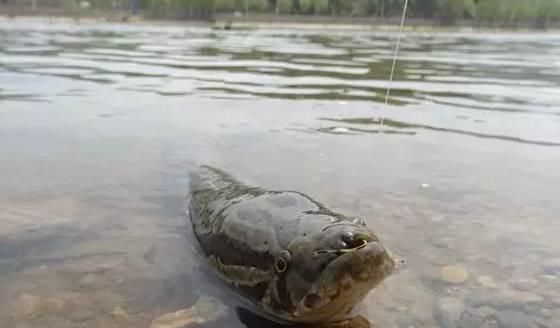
[381,0,409,128]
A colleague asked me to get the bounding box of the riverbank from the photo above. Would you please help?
[1,6,559,31]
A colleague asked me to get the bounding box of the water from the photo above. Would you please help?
[1,18,560,328]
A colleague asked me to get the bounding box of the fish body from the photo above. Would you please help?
[188,166,394,323]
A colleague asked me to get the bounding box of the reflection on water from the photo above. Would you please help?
[1,18,560,328]
[319,118,560,146]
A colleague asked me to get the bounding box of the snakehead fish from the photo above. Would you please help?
[188,166,395,324]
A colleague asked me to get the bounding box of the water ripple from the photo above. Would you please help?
[1,21,559,145]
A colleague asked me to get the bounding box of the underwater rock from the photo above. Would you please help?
[44,297,65,313]
[478,319,499,328]
[458,306,496,328]
[541,258,560,274]
[465,290,543,310]
[509,278,538,291]
[150,296,227,328]
[539,308,553,319]
[440,266,469,284]
[77,273,102,289]
[433,297,465,328]
[111,306,130,320]
[495,310,529,328]
[67,307,95,322]
[477,276,497,289]
[13,293,41,319]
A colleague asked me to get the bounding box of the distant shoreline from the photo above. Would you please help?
[1,9,559,32]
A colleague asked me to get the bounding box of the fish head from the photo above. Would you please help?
[279,215,395,323]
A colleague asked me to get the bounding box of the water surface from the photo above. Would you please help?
[1,18,560,328]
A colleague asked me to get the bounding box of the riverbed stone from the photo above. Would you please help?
[539,308,553,319]
[14,293,41,319]
[111,306,130,320]
[458,312,484,328]
[497,291,544,307]
[433,297,465,328]
[479,319,499,328]
[77,273,102,289]
[151,296,227,328]
[495,310,529,328]
[459,306,497,328]
[466,290,543,310]
[440,266,470,284]
[509,278,538,291]
[466,291,493,308]
[67,307,95,322]
[44,297,66,313]
[478,276,497,289]
[534,317,555,328]
[541,258,560,274]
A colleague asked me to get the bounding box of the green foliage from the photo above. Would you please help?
[537,0,560,18]
[214,0,236,11]
[88,0,118,9]
[436,0,476,23]
[475,0,560,26]
[277,0,291,13]
[141,0,560,28]
[248,0,267,11]
[299,0,329,14]
[350,0,371,16]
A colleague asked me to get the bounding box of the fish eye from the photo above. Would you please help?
[275,257,287,272]
[275,250,291,273]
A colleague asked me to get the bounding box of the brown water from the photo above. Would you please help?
[1,18,560,328]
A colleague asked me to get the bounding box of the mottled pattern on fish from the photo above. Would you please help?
[188,166,394,323]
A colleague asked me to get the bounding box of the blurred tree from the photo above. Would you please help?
[104,0,560,26]
[476,0,504,24]
[291,0,301,13]
[535,0,560,28]
[412,0,435,17]
[248,0,267,11]
[436,0,476,24]
[277,0,291,13]
[299,0,328,14]
[328,0,341,15]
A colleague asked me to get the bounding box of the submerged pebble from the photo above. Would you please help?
[67,307,95,322]
[533,317,555,328]
[77,273,102,289]
[433,297,465,328]
[466,290,543,310]
[479,319,499,328]
[495,310,529,328]
[13,293,41,319]
[477,276,497,289]
[541,258,560,274]
[540,308,553,319]
[458,306,497,328]
[44,297,65,313]
[509,278,538,291]
[458,312,484,328]
[440,266,469,284]
[150,296,227,328]
[111,306,130,320]
[499,291,544,306]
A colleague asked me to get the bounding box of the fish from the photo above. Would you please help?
[188,166,395,324]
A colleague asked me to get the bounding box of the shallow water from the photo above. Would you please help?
[1,18,560,328]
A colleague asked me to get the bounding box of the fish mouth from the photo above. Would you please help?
[293,241,395,321]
